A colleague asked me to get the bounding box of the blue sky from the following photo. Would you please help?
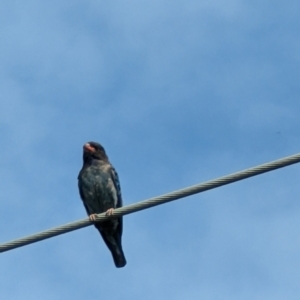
[1,0,300,298]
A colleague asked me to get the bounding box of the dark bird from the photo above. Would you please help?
[78,141,127,268]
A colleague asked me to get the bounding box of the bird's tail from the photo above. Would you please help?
[97,225,127,268]
[110,242,127,268]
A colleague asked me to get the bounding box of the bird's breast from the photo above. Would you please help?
[79,166,109,190]
[78,164,116,214]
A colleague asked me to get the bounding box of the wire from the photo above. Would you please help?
[1,152,300,253]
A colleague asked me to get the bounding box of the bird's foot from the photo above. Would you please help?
[89,214,97,221]
[106,208,114,216]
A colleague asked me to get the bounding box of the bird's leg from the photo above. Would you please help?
[89,214,97,221]
[106,208,114,216]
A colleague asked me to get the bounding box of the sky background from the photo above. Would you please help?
[1,0,300,299]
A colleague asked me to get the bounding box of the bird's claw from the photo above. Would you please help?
[89,214,97,221]
[89,209,114,221]
[106,208,114,216]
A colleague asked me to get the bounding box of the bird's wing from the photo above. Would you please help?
[77,173,93,215]
[110,166,123,236]
[110,167,123,209]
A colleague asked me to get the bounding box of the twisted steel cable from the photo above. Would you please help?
[1,152,300,253]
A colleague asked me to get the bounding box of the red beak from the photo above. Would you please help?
[84,143,95,152]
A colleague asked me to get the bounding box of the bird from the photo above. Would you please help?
[77,141,127,268]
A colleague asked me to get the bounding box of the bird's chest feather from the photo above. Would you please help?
[79,164,117,213]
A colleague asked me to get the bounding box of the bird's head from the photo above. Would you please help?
[83,141,109,162]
